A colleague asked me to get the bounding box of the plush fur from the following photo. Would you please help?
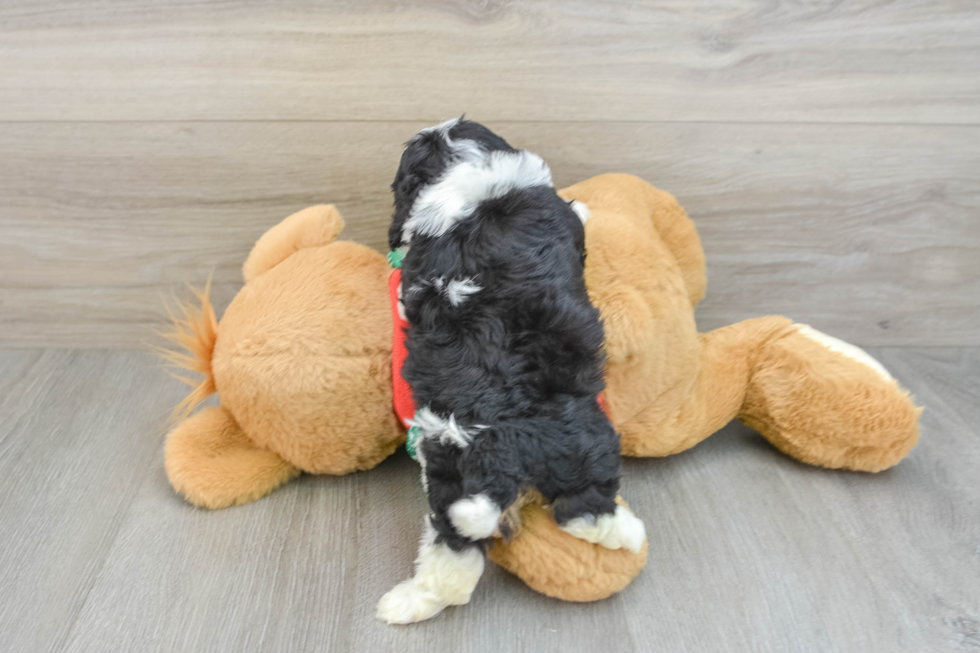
[163,205,405,503]
[562,174,920,470]
[487,493,648,602]
[159,172,919,606]
[165,405,300,509]
[381,120,643,622]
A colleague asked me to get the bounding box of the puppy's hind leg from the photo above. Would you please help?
[376,516,486,625]
[555,488,647,554]
[446,432,524,541]
[544,421,646,554]
[377,426,523,624]
[378,437,495,625]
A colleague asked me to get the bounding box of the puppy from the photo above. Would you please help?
[377,118,646,624]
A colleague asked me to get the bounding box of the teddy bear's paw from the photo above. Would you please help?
[376,580,448,624]
[560,505,647,554]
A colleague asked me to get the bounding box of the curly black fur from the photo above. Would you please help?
[392,119,622,553]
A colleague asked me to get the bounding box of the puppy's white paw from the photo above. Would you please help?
[448,494,501,540]
[377,536,485,625]
[560,505,647,553]
[607,505,647,553]
[376,580,447,625]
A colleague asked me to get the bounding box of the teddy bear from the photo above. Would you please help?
[160,173,920,604]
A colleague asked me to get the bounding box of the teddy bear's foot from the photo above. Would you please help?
[615,315,920,472]
[741,324,921,472]
[165,405,300,509]
[559,505,647,554]
[489,495,648,602]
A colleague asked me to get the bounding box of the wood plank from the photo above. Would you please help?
[0,0,978,123]
[874,347,980,489]
[0,350,186,653]
[613,345,980,652]
[1,121,977,347]
[4,347,966,652]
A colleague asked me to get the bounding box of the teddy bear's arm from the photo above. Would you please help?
[165,405,300,509]
[560,174,706,307]
[640,184,706,307]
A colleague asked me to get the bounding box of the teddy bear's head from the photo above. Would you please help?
[211,205,405,475]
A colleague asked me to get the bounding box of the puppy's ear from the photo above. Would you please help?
[392,172,421,203]
[389,124,463,248]
[389,171,420,250]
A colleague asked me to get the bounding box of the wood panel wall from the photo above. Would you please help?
[1,1,978,347]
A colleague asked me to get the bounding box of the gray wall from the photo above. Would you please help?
[1,1,977,347]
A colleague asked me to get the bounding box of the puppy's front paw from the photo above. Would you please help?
[376,580,447,625]
[561,505,647,553]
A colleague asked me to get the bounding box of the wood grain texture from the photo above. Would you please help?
[1,121,977,347]
[0,348,976,652]
[0,350,185,653]
[0,0,977,123]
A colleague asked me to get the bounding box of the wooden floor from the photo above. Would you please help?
[0,347,976,652]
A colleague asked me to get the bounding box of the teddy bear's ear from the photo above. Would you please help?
[243,204,346,283]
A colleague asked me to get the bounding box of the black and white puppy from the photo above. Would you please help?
[377,118,646,624]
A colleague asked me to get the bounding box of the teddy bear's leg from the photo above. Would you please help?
[165,405,300,509]
[618,316,920,471]
[740,324,921,472]
[487,494,648,602]
[616,316,797,456]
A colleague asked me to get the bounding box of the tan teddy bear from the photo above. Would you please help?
[161,173,920,604]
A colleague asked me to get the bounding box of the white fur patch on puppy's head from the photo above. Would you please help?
[411,116,486,165]
[414,117,462,139]
[401,149,553,243]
